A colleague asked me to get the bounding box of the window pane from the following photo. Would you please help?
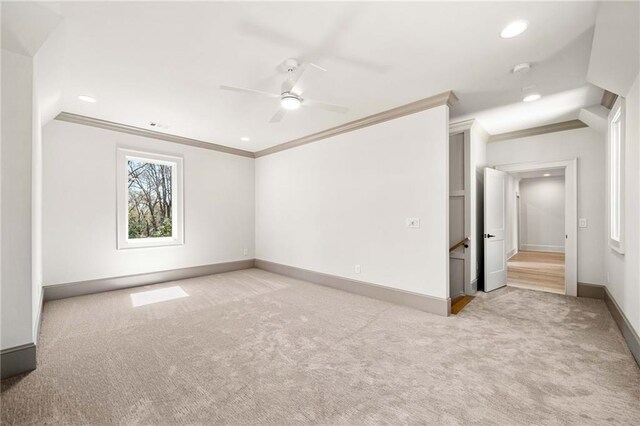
[127,160,173,239]
[610,108,621,242]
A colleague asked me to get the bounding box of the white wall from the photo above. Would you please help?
[2,1,63,348]
[519,176,565,253]
[606,71,640,335]
[487,127,605,285]
[1,49,34,350]
[31,68,43,339]
[256,106,450,299]
[42,120,255,285]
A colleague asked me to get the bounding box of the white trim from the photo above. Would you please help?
[489,120,587,143]
[520,244,565,253]
[33,288,44,344]
[44,260,254,300]
[56,112,255,158]
[255,91,456,157]
[449,119,475,134]
[495,159,578,296]
[607,97,625,254]
[255,259,451,316]
[116,148,184,250]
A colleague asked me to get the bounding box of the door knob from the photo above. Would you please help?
[485,234,496,238]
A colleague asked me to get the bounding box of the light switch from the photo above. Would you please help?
[406,218,420,228]
[355,264,361,274]
[579,218,588,228]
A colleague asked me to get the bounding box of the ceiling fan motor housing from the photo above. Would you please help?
[282,58,299,73]
[281,78,295,94]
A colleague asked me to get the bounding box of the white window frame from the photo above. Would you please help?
[607,97,625,254]
[117,148,184,249]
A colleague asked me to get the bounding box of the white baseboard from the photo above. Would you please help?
[579,283,640,367]
[255,259,450,316]
[34,288,44,344]
[1,343,36,380]
[520,244,565,253]
[466,278,478,295]
[43,259,255,300]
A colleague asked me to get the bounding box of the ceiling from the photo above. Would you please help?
[5,1,604,151]
[512,168,565,180]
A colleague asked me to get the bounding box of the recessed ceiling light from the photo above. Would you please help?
[281,94,302,110]
[523,93,541,102]
[78,95,96,103]
[543,173,551,177]
[240,136,250,142]
[500,20,529,39]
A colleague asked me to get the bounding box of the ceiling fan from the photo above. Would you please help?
[220,58,350,123]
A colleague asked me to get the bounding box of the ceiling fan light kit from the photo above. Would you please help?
[280,93,302,110]
[220,58,349,123]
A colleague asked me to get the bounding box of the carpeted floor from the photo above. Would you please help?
[2,268,639,424]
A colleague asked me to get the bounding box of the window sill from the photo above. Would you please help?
[118,237,184,250]
[609,239,625,255]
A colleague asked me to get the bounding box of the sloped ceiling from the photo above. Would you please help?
[587,1,640,97]
[1,2,65,126]
[1,2,61,56]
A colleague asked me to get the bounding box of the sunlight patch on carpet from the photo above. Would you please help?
[130,286,188,307]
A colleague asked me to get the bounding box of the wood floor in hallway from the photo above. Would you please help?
[507,250,565,294]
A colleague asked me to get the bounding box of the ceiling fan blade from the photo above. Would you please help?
[219,85,280,98]
[290,62,325,95]
[308,62,327,72]
[303,98,349,114]
[269,107,287,123]
[239,21,305,51]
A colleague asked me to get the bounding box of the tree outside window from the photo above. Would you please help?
[128,160,173,239]
[117,148,183,249]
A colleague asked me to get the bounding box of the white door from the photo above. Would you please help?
[484,168,508,292]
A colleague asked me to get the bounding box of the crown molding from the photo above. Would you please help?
[449,119,490,143]
[56,91,455,159]
[488,119,587,143]
[55,112,255,158]
[255,90,456,158]
[449,119,475,134]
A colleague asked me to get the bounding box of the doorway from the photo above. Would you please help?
[507,168,566,294]
[483,159,577,296]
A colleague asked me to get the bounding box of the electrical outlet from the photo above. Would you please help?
[406,218,420,228]
[579,218,588,228]
[355,264,361,274]
[243,248,248,256]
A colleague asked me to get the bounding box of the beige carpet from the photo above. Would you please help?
[2,268,639,424]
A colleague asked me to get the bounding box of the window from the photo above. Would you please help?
[608,97,625,254]
[117,148,183,249]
